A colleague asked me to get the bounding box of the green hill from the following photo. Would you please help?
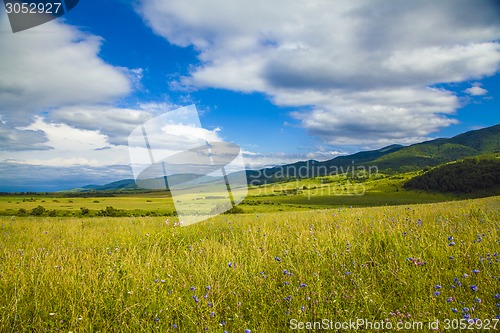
[403,155,500,194]
[248,124,500,184]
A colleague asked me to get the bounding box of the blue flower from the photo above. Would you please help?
[206,286,211,291]
[435,285,442,289]
[474,298,482,303]
[472,269,480,274]
[275,256,281,262]
[228,262,233,267]
[434,291,441,296]
[451,308,458,313]
[245,329,251,333]
[448,242,455,246]
[448,236,454,241]
[470,285,478,292]
[495,294,500,299]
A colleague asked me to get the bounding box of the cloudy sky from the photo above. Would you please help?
[1,0,500,191]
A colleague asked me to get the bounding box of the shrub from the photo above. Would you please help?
[30,205,46,216]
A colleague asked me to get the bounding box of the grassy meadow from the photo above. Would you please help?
[0,195,499,332]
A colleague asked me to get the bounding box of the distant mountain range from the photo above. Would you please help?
[72,124,500,191]
[247,124,500,184]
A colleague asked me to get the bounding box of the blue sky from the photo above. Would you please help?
[1,0,500,191]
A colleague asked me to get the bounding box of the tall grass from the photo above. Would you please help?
[0,197,499,332]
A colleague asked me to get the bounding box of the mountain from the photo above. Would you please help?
[79,179,139,191]
[372,125,500,172]
[72,124,500,190]
[247,124,500,184]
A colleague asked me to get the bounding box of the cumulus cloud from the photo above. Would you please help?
[0,117,130,167]
[464,83,489,96]
[0,11,131,127]
[50,105,153,145]
[138,0,500,147]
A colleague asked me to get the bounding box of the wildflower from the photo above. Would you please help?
[472,269,480,274]
[435,285,442,289]
[172,324,178,329]
[228,262,233,268]
[300,283,307,287]
[301,306,305,311]
[206,286,211,291]
[284,295,292,301]
[474,298,481,303]
[190,286,196,291]
[463,313,470,319]
[448,236,454,241]
[448,242,455,246]
[434,291,441,296]
[447,297,454,303]
[245,330,251,333]
[451,308,458,313]
[470,285,478,292]
[495,294,500,299]
[155,317,160,322]
[210,312,215,317]
[463,307,469,313]
[449,256,454,260]
[275,256,281,262]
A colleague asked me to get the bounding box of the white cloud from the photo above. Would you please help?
[138,0,500,147]
[1,117,130,167]
[464,83,489,96]
[50,105,153,145]
[0,11,132,126]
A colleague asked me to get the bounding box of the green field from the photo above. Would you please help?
[0,172,470,217]
[0,195,499,332]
